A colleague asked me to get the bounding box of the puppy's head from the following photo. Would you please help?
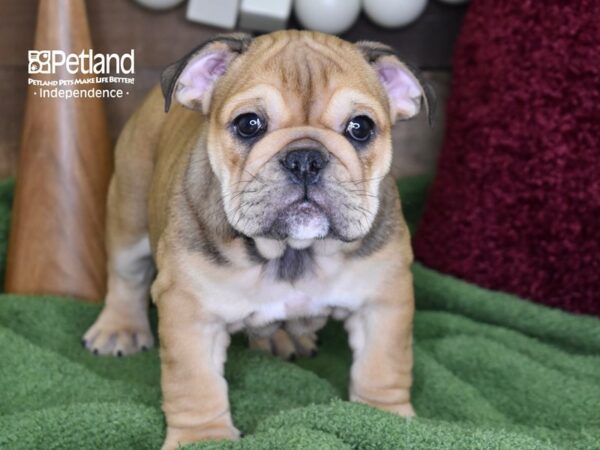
[162,31,434,243]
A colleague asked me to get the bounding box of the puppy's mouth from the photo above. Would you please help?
[268,198,330,241]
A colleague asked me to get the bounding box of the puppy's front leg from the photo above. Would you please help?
[155,282,238,450]
[346,269,415,416]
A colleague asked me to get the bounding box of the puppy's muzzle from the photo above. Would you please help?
[281,149,329,186]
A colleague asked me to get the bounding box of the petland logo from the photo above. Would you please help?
[28,50,135,75]
[28,49,135,100]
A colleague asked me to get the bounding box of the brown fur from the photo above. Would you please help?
[83,31,427,450]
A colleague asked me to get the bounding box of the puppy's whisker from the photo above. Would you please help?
[230,179,255,188]
[325,181,378,200]
[343,189,378,198]
[231,162,266,185]
[231,199,259,229]
[222,189,260,201]
[353,204,373,216]
[338,175,386,186]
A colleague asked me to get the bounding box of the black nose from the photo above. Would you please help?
[282,149,329,185]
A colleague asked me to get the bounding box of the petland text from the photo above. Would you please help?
[28,50,135,75]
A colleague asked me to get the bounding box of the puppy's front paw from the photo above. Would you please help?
[350,390,416,417]
[82,306,153,357]
[161,424,240,450]
[355,398,416,417]
[381,402,416,417]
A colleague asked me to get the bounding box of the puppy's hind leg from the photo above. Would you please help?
[83,178,155,356]
[285,316,327,358]
[247,316,327,360]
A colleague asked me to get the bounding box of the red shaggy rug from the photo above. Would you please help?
[413,0,600,315]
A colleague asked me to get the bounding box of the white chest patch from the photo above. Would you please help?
[244,291,332,328]
[185,240,388,332]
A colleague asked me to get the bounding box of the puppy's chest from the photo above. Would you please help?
[201,248,373,328]
[240,289,334,330]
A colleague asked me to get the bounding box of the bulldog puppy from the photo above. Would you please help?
[82,30,434,450]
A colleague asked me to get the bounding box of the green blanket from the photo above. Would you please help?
[1,178,599,450]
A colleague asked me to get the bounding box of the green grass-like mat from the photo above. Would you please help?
[0,177,599,449]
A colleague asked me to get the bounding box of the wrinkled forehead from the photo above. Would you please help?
[213,34,389,128]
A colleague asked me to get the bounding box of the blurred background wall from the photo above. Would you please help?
[0,0,467,179]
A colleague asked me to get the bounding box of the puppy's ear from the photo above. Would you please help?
[161,33,252,113]
[356,41,436,125]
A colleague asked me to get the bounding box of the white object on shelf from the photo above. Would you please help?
[186,0,240,29]
[294,0,361,35]
[239,0,293,32]
[133,0,185,10]
[364,0,428,28]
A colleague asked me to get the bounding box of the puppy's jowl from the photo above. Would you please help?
[83,31,433,449]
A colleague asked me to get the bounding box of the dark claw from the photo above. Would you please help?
[116,350,123,357]
[310,349,318,358]
[315,336,322,346]
[240,432,246,438]
[81,338,87,348]
[141,346,148,352]
[288,353,297,362]
[93,349,99,355]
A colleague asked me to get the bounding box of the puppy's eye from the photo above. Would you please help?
[233,113,266,139]
[345,116,375,143]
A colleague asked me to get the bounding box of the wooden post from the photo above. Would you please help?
[5,0,113,302]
